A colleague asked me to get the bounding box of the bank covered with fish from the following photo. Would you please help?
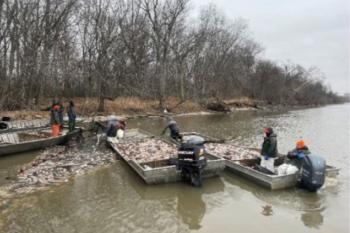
[0,137,116,197]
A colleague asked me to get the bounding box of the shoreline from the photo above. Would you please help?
[1,96,332,121]
[1,96,347,122]
[1,104,336,123]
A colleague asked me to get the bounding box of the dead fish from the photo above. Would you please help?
[206,143,259,160]
[118,139,177,163]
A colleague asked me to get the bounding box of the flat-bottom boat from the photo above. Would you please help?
[0,128,81,156]
[169,132,339,190]
[225,157,339,190]
[107,129,225,185]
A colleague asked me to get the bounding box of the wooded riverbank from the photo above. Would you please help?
[2,96,348,121]
[0,0,347,112]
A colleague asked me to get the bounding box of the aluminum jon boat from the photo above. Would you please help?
[169,132,339,190]
[107,129,225,185]
[224,157,339,190]
[0,128,81,157]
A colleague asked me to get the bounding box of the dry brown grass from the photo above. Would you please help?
[1,96,259,120]
[0,97,205,120]
[105,97,158,113]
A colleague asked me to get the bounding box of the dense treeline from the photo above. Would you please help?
[0,0,345,111]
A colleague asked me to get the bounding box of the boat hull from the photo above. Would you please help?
[0,128,81,157]
[173,132,340,190]
[108,129,225,185]
[225,159,339,190]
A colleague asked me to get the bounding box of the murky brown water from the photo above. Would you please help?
[0,104,349,233]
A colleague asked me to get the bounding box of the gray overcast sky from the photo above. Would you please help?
[191,0,349,94]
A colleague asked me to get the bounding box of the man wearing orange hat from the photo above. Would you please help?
[287,140,311,160]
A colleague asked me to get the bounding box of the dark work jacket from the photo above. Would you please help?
[162,121,181,140]
[58,105,64,125]
[106,125,117,137]
[287,146,311,159]
[50,105,61,125]
[261,133,278,158]
[169,123,179,134]
[67,106,76,121]
[286,146,311,168]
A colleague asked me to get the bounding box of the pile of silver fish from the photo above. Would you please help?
[118,138,177,163]
[5,146,115,195]
[205,143,260,160]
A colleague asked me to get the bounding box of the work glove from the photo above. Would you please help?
[297,152,305,159]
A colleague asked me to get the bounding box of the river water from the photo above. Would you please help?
[0,104,349,233]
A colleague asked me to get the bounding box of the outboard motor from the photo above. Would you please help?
[177,136,207,187]
[299,155,326,192]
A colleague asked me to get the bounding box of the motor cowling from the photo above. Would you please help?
[178,136,205,160]
[177,136,207,187]
[299,155,326,192]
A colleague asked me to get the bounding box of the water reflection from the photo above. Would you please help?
[298,191,325,229]
[126,165,226,231]
[261,205,273,216]
[177,188,206,230]
[301,211,323,229]
[223,171,327,229]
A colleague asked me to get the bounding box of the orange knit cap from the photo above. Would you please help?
[296,140,305,149]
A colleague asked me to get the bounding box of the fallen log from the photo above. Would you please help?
[206,101,230,112]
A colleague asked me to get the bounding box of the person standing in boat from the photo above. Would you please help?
[58,100,65,130]
[50,100,62,136]
[161,117,182,141]
[67,101,77,132]
[260,127,278,173]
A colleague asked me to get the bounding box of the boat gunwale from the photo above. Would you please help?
[0,128,76,146]
[0,120,49,134]
[0,128,81,156]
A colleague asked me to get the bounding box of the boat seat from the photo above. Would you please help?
[0,133,20,144]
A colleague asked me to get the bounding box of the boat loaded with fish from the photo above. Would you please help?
[0,128,82,156]
[106,128,225,186]
[169,132,339,191]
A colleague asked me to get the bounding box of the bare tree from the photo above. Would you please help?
[141,0,187,107]
[0,0,343,111]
